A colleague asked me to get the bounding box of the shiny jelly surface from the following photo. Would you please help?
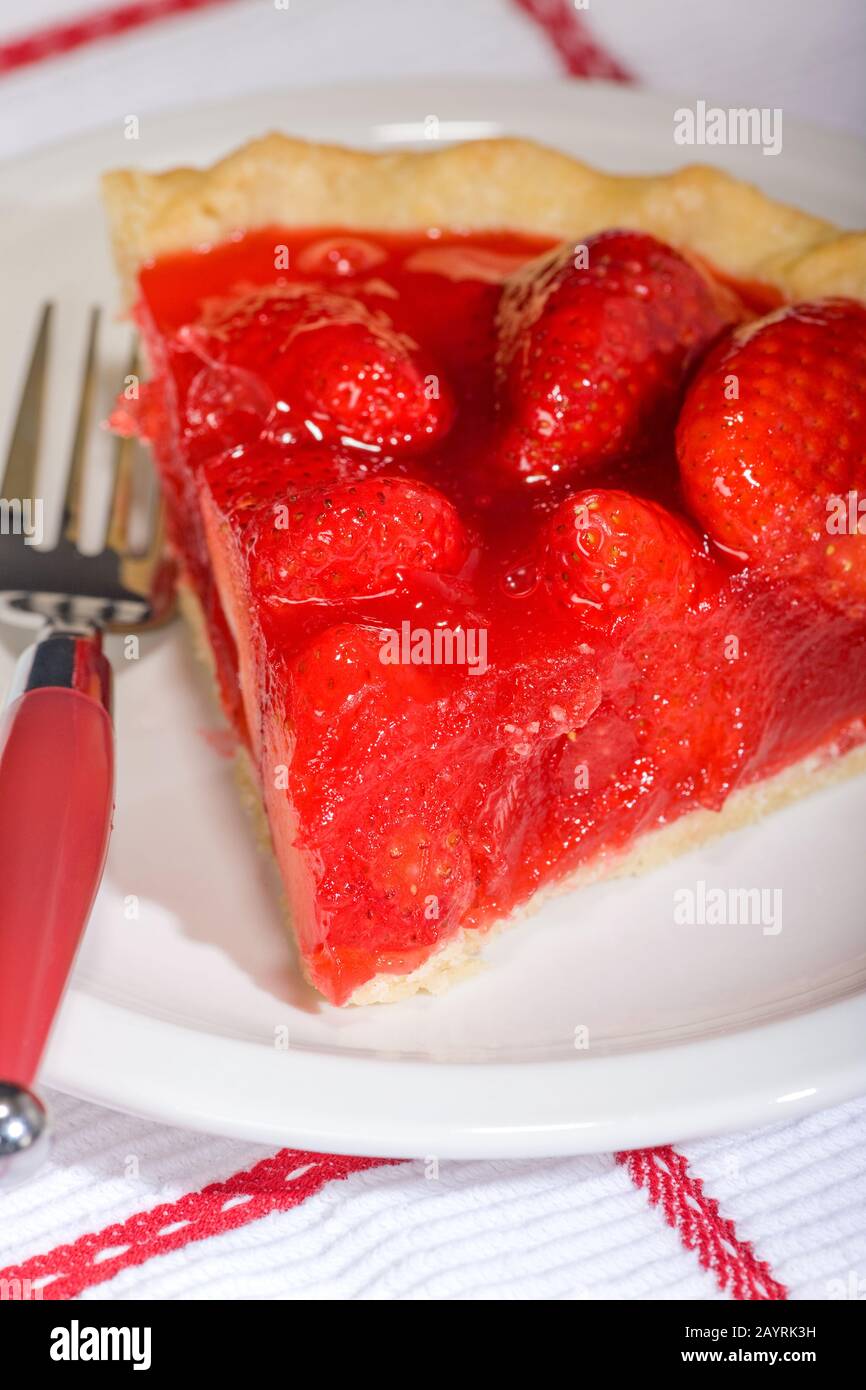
[134,227,866,1003]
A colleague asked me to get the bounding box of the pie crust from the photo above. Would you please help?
[103,135,866,1005]
[103,134,866,307]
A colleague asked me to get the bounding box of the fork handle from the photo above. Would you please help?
[0,632,113,1090]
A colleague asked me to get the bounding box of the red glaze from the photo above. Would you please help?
[130,226,866,1004]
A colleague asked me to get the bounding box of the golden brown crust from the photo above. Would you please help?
[103,134,866,305]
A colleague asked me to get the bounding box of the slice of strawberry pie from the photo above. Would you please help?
[103,137,866,1005]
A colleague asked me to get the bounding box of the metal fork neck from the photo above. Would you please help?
[37,616,100,640]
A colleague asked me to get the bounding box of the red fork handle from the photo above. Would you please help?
[0,633,114,1089]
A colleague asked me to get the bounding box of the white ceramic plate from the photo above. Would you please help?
[2,80,865,1158]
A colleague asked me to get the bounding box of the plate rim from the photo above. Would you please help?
[9,75,865,1156]
[3,75,865,201]
[44,989,866,1157]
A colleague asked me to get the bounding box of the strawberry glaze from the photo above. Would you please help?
[128,227,866,1003]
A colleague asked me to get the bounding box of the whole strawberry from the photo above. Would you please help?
[542,488,704,627]
[246,475,469,604]
[205,439,365,518]
[677,297,866,617]
[496,230,739,482]
[182,283,454,455]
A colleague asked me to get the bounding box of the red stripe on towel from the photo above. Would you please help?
[0,1147,397,1299]
[617,1145,788,1300]
[0,0,235,76]
[512,0,633,80]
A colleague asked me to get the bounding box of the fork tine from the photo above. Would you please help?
[104,342,140,555]
[119,448,166,578]
[1,303,50,506]
[62,306,101,546]
[113,456,168,623]
[141,468,166,568]
[104,439,134,557]
[127,438,163,560]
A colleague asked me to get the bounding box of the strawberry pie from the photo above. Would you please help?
[103,137,866,1005]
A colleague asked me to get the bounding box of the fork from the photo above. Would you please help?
[0,304,172,1185]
